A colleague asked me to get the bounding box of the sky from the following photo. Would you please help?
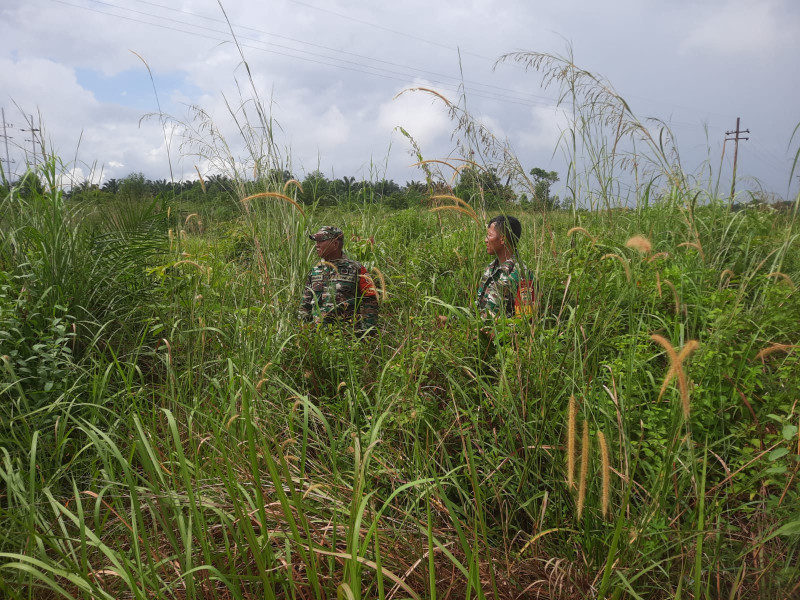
[1,0,799,201]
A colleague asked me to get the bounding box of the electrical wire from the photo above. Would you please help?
[49,0,563,111]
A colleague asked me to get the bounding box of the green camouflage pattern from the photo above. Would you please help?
[298,255,379,331]
[476,257,531,319]
[308,226,343,241]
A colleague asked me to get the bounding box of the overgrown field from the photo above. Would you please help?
[1,158,798,599]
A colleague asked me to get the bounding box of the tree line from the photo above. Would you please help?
[3,166,562,210]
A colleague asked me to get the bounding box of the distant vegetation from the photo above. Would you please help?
[52,163,560,213]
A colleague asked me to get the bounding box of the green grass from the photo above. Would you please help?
[1,167,799,598]
[1,43,800,598]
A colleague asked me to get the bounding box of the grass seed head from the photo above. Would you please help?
[283,179,304,194]
[430,205,482,228]
[597,431,610,519]
[651,335,699,418]
[601,253,631,282]
[567,396,577,488]
[567,226,596,243]
[720,269,735,288]
[577,420,590,520]
[661,279,680,313]
[678,241,705,262]
[625,235,652,254]
[370,266,387,301]
[194,166,206,194]
[754,343,797,361]
[766,272,796,290]
[241,191,306,216]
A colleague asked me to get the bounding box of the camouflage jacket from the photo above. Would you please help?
[476,256,532,320]
[298,256,379,331]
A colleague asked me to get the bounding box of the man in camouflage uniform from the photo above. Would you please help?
[299,226,379,333]
[476,215,533,320]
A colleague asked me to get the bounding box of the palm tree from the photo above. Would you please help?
[102,178,120,194]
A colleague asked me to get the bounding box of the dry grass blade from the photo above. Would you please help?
[518,528,575,556]
[601,253,631,282]
[651,335,699,418]
[625,235,652,254]
[241,191,306,216]
[754,343,797,361]
[306,545,422,600]
[184,213,199,226]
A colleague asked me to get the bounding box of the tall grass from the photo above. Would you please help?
[1,51,799,599]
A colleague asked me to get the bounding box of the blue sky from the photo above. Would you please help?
[1,0,799,201]
[74,68,201,113]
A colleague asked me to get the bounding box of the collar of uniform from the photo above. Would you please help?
[489,256,516,272]
[316,253,349,266]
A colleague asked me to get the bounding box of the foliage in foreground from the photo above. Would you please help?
[0,157,799,599]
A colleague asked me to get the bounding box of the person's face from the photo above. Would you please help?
[315,236,341,260]
[485,223,505,256]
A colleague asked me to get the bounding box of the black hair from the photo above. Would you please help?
[488,215,521,250]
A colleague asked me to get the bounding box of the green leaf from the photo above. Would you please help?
[775,518,800,537]
[782,424,798,441]
[769,448,790,461]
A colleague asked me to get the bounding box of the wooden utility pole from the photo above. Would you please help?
[20,114,41,167]
[725,117,749,203]
[1,108,14,180]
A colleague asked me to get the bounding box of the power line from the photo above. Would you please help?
[286,0,497,63]
[46,0,737,132]
[129,0,552,105]
[52,0,562,111]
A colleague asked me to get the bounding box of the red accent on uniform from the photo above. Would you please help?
[358,266,378,297]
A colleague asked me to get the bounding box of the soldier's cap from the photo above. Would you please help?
[308,226,343,242]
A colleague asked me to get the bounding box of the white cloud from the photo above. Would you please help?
[679,0,797,57]
[315,105,350,148]
[517,106,566,152]
[377,85,452,148]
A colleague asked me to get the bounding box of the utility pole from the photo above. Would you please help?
[1,108,14,180]
[725,117,749,203]
[20,114,41,167]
